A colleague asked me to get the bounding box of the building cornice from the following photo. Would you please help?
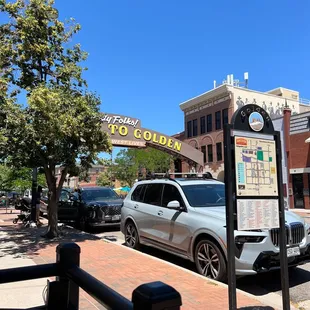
[180,84,231,112]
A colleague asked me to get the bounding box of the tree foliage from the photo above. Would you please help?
[0,165,11,191]
[0,0,111,238]
[0,0,87,95]
[96,158,112,187]
[110,148,172,187]
[96,172,111,187]
[0,165,46,192]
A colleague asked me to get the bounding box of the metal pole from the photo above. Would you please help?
[224,124,237,310]
[274,131,290,310]
[30,167,37,222]
[56,243,80,309]
[110,149,113,187]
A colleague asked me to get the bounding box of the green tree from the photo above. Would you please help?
[0,0,111,238]
[0,165,46,192]
[2,86,111,237]
[96,172,111,187]
[109,150,137,187]
[0,165,12,191]
[9,167,47,192]
[111,148,172,187]
[96,158,113,187]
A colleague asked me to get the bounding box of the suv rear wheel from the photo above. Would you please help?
[125,221,140,249]
[194,239,226,282]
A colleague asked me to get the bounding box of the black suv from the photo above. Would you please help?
[58,186,123,229]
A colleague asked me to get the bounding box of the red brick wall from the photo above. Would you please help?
[289,131,310,209]
[289,132,310,168]
[181,98,233,174]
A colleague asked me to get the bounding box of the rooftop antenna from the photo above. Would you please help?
[213,80,217,89]
[244,72,249,88]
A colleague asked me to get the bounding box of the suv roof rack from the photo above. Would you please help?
[138,172,216,182]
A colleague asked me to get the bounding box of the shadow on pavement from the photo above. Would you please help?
[135,243,310,301]
[138,244,197,272]
[237,267,310,296]
[0,224,100,258]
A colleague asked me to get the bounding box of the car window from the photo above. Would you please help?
[143,184,163,206]
[131,185,146,202]
[81,188,119,201]
[42,189,49,199]
[182,184,225,207]
[162,184,184,208]
[60,190,70,202]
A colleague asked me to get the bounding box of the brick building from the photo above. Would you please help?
[55,165,122,188]
[174,74,310,181]
[282,110,310,209]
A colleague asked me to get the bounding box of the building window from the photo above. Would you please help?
[201,145,206,163]
[207,114,212,132]
[200,116,206,134]
[216,142,222,161]
[193,119,198,137]
[207,144,213,162]
[215,111,221,130]
[222,108,228,126]
[187,120,192,138]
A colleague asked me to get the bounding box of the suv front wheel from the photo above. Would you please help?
[125,221,140,249]
[194,239,226,282]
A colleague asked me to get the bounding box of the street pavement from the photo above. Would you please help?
[0,255,47,308]
[92,222,310,310]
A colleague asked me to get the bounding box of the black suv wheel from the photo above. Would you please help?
[195,239,227,282]
[125,221,140,249]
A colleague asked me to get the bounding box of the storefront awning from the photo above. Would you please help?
[305,137,310,143]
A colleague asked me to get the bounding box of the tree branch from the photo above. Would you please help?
[43,164,53,188]
[57,166,68,200]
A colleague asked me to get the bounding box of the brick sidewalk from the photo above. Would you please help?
[0,209,271,309]
[34,240,271,310]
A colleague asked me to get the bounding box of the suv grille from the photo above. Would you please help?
[270,222,305,247]
[101,206,121,216]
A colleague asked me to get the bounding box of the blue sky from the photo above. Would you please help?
[3,1,310,158]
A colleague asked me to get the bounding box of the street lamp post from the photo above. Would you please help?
[30,167,37,223]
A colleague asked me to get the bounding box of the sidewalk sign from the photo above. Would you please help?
[224,104,290,310]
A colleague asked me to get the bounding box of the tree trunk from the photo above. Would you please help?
[43,192,59,239]
[42,165,68,239]
[42,165,59,239]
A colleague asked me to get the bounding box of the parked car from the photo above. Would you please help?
[43,186,123,229]
[121,178,310,282]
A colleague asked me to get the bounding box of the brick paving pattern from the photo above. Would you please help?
[0,208,269,309]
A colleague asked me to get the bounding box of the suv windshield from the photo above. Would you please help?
[182,184,225,207]
[81,188,119,201]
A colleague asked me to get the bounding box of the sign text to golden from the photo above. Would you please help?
[108,124,182,152]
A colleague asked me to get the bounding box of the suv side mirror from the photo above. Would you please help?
[167,200,181,210]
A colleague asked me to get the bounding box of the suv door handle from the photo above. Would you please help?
[158,210,163,216]
[134,204,139,209]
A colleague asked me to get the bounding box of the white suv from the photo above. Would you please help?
[121,177,310,281]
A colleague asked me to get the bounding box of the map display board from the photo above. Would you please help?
[237,199,279,230]
[235,136,278,196]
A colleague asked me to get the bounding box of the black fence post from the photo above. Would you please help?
[56,243,81,309]
[132,281,182,310]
